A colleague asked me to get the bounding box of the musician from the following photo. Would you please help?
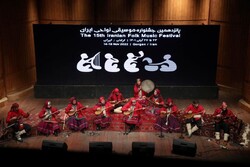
[133,78,147,98]
[122,98,142,134]
[93,97,112,130]
[213,102,237,147]
[184,100,205,137]
[136,93,148,108]
[108,88,128,113]
[37,100,61,136]
[155,98,181,133]
[146,88,164,115]
[65,97,88,133]
[6,103,31,142]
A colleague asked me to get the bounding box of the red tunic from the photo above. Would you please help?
[6,109,29,124]
[65,102,86,119]
[39,107,59,122]
[185,104,205,120]
[108,92,125,102]
[213,107,237,122]
[93,101,113,117]
[133,83,147,98]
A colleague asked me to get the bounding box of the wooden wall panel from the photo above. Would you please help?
[153,0,210,25]
[242,27,250,104]
[38,0,95,23]
[214,24,248,90]
[0,39,6,99]
[210,0,250,24]
[209,0,249,91]
[0,0,38,23]
[95,0,152,24]
[0,0,38,97]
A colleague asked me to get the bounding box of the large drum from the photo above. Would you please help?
[141,79,155,93]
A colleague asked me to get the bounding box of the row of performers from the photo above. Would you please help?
[5,86,237,149]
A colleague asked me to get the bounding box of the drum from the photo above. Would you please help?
[141,79,155,93]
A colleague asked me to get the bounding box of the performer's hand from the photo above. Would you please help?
[188,110,192,114]
[216,114,221,117]
[10,116,17,120]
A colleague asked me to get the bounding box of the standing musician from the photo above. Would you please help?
[93,97,112,130]
[134,78,147,98]
[65,97,88,133]
[37,100,61,136]
[146,88,164,115]
[155,98,181,133]
[108,88,128,113]
[122,98,142,134]
[6,103,31,142]
[184,100,205,137]
[213,102,237,148]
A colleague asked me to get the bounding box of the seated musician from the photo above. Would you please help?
[122,98,142,134]
[155,98,181,133]
[6,103,31,142]
[108,88,128,113]
[37,100,61,136]
[65,97,88,133]
[134,78,147,98]
[146,88,164,115]
[136,94,148,111]
[184,100,205,137]
[92,97,112,130]
[213,102,237,148]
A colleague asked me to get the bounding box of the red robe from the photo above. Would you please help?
[185,104,205,121]
[122,101,142,125]
[65,102,86,119]
[6,109,29,124]
[39,107,59,122]
[133,83,147,98]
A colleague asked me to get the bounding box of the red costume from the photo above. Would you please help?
[155,98,180,132]
[213,102,237,147]
[184,101,205,137]
[146,88,164,115]
[65,97,88,132]
[108,88,125,102]
[122,98,142,134]
[133,78,147,98]
[37,100,61,136]
[92,97,112,130]
[6,103,31,142]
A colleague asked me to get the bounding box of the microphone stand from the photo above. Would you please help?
[179,120,184,139]
[159,117,164,138]
[88,115,100,136]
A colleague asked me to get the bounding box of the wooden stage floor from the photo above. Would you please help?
[0,90,250,166]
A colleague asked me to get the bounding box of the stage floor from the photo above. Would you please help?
[0,89,250,165]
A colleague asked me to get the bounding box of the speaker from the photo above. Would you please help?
[89,142,112,155]
[42,140,68,152]
[132,142,155,157]
[172,139,197,157]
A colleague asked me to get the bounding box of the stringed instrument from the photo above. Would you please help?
[110,98,129,106]
[214,115,231,123]
[67,106,87,116]
[94,105,114,115]
[146,97,165,107]
[42,108,64,120]
[183,111,203,119]
[123,107,145,115]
